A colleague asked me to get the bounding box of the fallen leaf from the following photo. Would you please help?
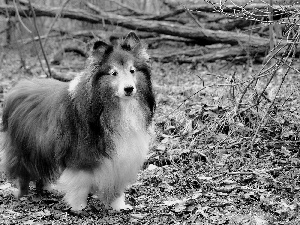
[156,144,166,151]
[197,175,212,181]
[0,183,11,190]
[131,213,147,219]
[253,215,268,225]
[147,164,158,171]
[174,202,186,213]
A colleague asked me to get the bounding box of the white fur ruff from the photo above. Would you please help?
[57,99,151,211]
[68,74,82,95]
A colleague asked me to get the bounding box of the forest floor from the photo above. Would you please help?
[1,48,300,224]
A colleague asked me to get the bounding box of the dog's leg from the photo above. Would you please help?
[15,175,30,198]
[35,179,44,195]
[58,169,93,211]
[110,192,133,211]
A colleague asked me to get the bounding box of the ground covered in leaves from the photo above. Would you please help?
[1,50,300,224]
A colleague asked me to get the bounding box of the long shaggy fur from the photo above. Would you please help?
[1,32,155,210]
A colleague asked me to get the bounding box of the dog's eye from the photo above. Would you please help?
[130,67,135,74]
[110,70,118,76]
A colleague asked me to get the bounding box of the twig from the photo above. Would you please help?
[183,5,207,37]
[236,40,288,111]
[12,0,31,33]
[166,86,207,118]
[15,0,47,75]
[28,0,52,78]
[141,8,186,20]
[269,0,275,65]
[107,0,147,15]
[251,35,299,148]
[230,166,284,175]
[213,166,284,179]
[43,0,71,47]
[238,54,300,116]
[12,5,27,69]
[205,73,229,79]
[230,72,237,104]
[21,33,62,45]
[4,0,12,45]
[166,81,246,118]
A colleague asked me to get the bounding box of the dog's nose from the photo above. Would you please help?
[124,86,134,96]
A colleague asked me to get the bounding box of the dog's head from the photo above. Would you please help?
[69,32,155,123]
[84,32,150,99]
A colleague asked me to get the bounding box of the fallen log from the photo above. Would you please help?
[152,46,209,60]
[171,47,251,63]
[19,29,158,46]
[84,2,271,47]
[151,46,247,63]
[2,1,299,64]
[0,3,270,47]
[205,19,254,31]
[153,42,300,64]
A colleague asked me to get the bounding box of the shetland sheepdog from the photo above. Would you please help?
[1,32,155,211]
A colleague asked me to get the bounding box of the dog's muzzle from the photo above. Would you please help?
[124,86,135,97]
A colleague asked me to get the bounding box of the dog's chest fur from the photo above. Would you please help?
[92,99,151,201]
[113,99,150,170]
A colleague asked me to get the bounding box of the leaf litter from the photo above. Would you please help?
[1,54,300,223]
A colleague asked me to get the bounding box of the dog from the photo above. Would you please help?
[1,31,155,211]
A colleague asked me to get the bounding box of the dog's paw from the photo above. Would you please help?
[111,202,133,211]
[69,202,87,212]
[110,193,133,211]
[64,191,88,211]
[13,189,21,199]
[13,188,28,199]
[119,204,133,211]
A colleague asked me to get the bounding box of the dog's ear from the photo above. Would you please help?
[92,40,109,51]
[122,32,149,61]
[87,39,109,55]
[87,39,111,62]
[122,32,140,50]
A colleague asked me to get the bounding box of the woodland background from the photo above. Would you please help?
[1,0,300,224]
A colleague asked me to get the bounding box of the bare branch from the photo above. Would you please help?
[107,0,148,15]
[43,0,71,47]
[27,0,52,78]
[12,0,31,33]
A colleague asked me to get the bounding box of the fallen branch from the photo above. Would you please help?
[3,1,299,63]
[20,30,157,45]
[205,19,253,31]
[152,47,208,61]
[145,35,195,44]
[84,2,270,46]
[50,46,87,65]
[0,3,271,47]
[50,68,77,82]
[153,46,264,63]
